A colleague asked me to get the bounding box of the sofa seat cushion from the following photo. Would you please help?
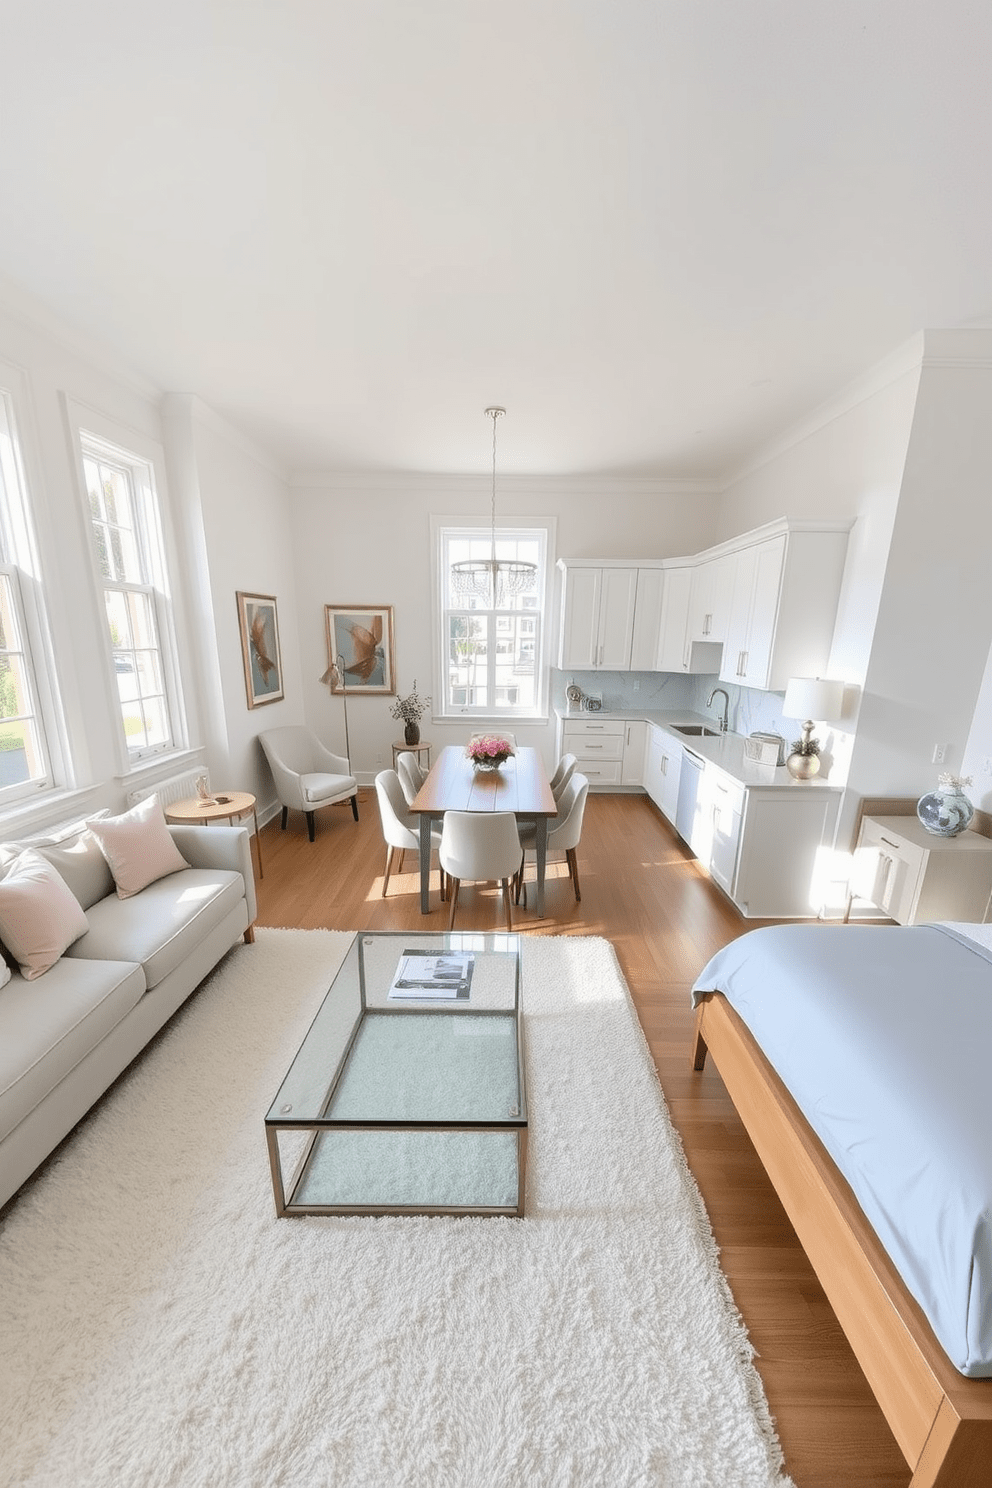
[301,771,356,804]
[66,867,245,989]
[0,956,145,1144]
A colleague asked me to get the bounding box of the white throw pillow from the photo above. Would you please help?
[0,848,90,980]
[87,794,189,899]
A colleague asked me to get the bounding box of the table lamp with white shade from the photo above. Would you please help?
[783,676,844,780]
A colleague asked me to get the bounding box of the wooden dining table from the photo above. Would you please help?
[409,745,558,916]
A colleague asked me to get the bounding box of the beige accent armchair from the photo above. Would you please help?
[259,726,359,842]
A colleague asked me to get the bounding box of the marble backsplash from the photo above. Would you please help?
[552,667,852,780]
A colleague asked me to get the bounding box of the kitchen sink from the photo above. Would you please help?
[672,724,721,737]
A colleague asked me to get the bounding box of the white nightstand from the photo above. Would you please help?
[848,814,992,925]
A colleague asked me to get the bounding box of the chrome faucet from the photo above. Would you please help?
[707,687,730,733]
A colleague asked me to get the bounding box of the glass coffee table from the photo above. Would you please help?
[265,932,527,1217]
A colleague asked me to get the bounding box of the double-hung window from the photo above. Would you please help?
[0,385,55,804]
[435,521,551,719]
[79,431,182,762]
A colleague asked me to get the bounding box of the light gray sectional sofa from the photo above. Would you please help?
[0,815,256,1211]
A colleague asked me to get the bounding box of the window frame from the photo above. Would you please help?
[0,377,62,807]
[68,405,188,772]
[432,515,554,722]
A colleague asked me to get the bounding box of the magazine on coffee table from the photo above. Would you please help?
[388,950,475,1000]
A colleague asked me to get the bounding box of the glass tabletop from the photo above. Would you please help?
[266,932,524,1130]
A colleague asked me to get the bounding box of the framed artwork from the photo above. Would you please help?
[324,604,395,694]
[237,591,284,708]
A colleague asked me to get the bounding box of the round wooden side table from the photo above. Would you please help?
[391,741,432,771]
[164,790,263,878]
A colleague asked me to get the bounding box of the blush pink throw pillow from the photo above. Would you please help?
[87,794,189,899]
[0,848,89,979]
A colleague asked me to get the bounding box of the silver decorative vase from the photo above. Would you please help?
[786,751,820,780]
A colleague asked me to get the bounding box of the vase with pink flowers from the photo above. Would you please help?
[465,735,514,771]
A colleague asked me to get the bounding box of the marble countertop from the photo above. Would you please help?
[557,707,842,792]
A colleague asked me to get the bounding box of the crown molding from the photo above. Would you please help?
[0,273,163,405]
[161,394,289,482]
[289,469,718,497]
[721,334,926,489]
[721,327,992,491]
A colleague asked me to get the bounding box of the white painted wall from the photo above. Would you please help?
[163,397,299,819]
[846,333,992,827]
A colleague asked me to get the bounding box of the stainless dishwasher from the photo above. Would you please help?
[674,746,705,846]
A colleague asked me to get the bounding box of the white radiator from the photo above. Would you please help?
[126,770,205,810]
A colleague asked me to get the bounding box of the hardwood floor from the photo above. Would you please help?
[255,789,911,1488]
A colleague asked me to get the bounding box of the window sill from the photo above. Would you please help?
[0,784,105,841]
[435,715,550,727]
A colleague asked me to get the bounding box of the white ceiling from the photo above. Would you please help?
[1,2,990,480]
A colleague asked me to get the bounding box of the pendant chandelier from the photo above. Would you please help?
[450,406,537,607]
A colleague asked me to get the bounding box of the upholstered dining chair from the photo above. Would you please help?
[515,772,589,906]
[259,725,358,842]
[439,811,522,931]
[549,752,578,802]
[396,750,428,807]
[374,770,445,898]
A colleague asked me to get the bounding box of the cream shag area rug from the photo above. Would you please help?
[0,930,793,1488]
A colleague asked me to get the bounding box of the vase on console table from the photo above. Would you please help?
[916,774,974,837]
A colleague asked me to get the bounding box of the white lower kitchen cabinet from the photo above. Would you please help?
[644,724,682,823]
[849,814,992,924]
[620,720,647,787]
[559,716,625,789]
[558,715,647,790]
[730,787,841,918]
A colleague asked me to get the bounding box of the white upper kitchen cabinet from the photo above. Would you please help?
[557,562,638,670]
[629,567,665,671]
[686,553,734,645]
[654,565,693,671]
[719,522,850,692]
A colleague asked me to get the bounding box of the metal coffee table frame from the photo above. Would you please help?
[265,932,527,1218]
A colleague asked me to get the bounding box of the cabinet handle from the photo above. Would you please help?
[586,743,605,750]
[704,612,712,635]
[879,836,902,850]
[661,757,667,776]
[741,649,748,676]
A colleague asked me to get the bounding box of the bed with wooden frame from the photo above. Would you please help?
[692,984,992,1488]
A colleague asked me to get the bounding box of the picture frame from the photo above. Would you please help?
[236,591,284,708]
[324,604,395,695]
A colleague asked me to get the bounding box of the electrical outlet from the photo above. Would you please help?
[632,680,640,692]
[983,757,992,776]
[376,753,383,765]
[932,743,948,765]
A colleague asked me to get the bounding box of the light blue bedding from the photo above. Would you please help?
[691,922,992,1377]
